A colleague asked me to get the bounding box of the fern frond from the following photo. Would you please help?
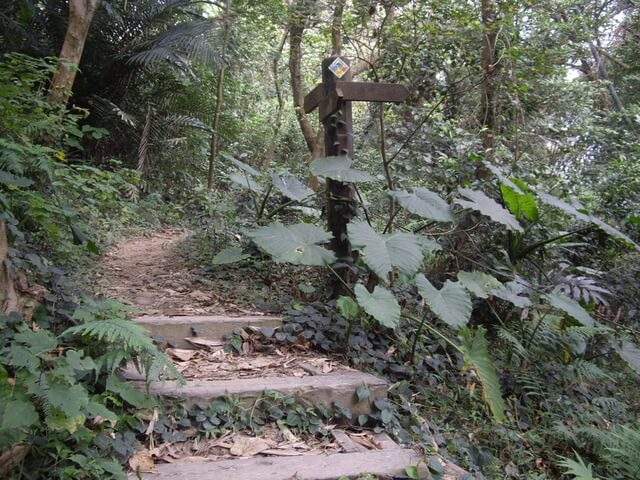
[498,328,530,361]
[570,359,612,383]
[606,426,640,479]
[592,396,628,417]
[558,453,599,480]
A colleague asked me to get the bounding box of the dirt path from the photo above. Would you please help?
[95,230,253,317]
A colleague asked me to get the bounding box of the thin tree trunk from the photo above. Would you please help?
[331,0,346,55]
[207,0,232,191]
[289,0,318,153]
[137,103,152,174]
[48,0,102,104]
[262,31,288,168]
[478,0,498,175]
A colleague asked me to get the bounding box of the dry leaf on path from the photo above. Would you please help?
[128,449,157,473]
[229,435,274,457]
[166,348,197,362]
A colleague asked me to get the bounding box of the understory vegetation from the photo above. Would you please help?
[1,0,640,479]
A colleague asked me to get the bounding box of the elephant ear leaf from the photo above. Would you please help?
[459,326,506,423]
[311,155,376,183]
[415,274,472,329]
[245,222,335,266]
[354,284,401,329]
[348,221,423,282]
[271,173,313,201]
[455,188,523,232]
[500,185,539,221]
[389,188,453,222]
[458,271,531,308]
[544,292,595,327]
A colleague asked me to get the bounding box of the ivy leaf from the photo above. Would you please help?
[457,271,531,308]
[348,221,423,281]
[212,247,250,265]
[415,274,472,329]
[500,185,539,221]
[388,188,453,222]
[544,293,594,327]
[1,400,38,430]
[228,173,264,193]
[310,156,376,183]
[459,326,506,423]
[271,173,313,201]
[356,386,370,402]
[246,222,336,266]
[455,188,523,232]
[354,284,401,329]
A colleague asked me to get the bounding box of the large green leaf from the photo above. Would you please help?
[354,284,401,329]
[212,247,250,265]
[271,173,314,201]
[229,173,264,193]
[500,185,539,221]
[536,191,639,250]
[1,400,38,430]
[221,152,263,177]
[310,156,376,183]
[415,274,472,329]
[388,188,453,222]
[348,221,423,281]
[543,293,594,327]
[455,188,523,232]
[457,271,531,308]
[459,326,506,423]
[615,341,640,376]
[245,222,336,266]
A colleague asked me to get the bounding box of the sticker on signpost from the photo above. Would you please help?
[328,58,350,78]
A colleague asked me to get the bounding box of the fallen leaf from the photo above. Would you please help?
[229,435,273,457]
[128,449,157,473]
[166,348,197,362]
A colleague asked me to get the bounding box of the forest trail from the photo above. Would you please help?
[95,230,251,317]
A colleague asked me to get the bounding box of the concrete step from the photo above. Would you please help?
[130,448,423,480]
[127,370,387,417]
[135,315,282,349]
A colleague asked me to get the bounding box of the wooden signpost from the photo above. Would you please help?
[304,56,409,290]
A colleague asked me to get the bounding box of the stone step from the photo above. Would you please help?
[130,448,423,480]
[127,370,387,417]
[135,315,282,349]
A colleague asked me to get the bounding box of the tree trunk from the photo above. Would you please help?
[48,0,102,104]
[262,31,288,168]
[289,0,319,153]
[207,0,232,191]
[478,0,498,176]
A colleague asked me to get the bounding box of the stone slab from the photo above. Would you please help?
[130,448,422,480]
[130,371,387,417]
[135,315,282,348]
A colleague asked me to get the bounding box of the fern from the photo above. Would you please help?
[606,426,640,479]
[62,315,181,384]
[558,453,599,480]
[459,326,506,422]
[570,359,612,383]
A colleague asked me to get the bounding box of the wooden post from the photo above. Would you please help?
[322,56,356,290]
[304,56,409,296]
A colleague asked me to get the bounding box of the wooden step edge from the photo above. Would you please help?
[127,370,388,418]
[134,315,282,349]
[129,448,423,480]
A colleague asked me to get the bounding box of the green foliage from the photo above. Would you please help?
[455,188,524,232]
[310,156,377,183]
[415,275,472,329]
[245,222,336,265]
[348,221,423,282]
[354,284,401,329]
[389,188,453,222]
[458,327,506,423]
[543,292,596,327]
[558,453,599,480]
